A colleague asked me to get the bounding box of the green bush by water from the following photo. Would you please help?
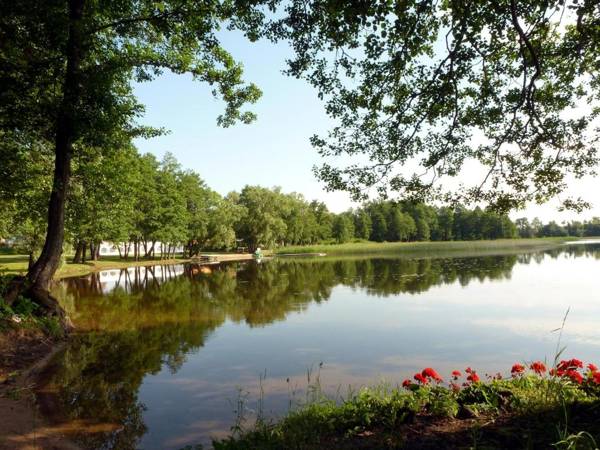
[210,364,600,450]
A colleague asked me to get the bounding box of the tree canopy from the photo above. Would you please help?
[276,0,600,212]
[0,0,267,298]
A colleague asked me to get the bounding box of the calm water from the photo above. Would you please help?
[47,243,600,449]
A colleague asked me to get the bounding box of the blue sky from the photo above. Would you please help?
[133,32,354,213]
[133,32,599,222]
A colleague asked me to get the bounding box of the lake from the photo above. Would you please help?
[46,242,600,449]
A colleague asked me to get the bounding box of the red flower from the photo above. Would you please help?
[402,379,412,388]
[566,369,583,384]
[421,368,443,383]
[530,361,547,375]
[571,359,584,368]
[587,363,598,373]
[593,372,600,385]
[467,372,480,383]
[558,359,583,371]
[465,367,473,374]
[414,373,429,384]
[451,370,462,378]
[511,363,526,376]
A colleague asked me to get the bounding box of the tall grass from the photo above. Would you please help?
[211,371,600,450]
[274,237,579,257]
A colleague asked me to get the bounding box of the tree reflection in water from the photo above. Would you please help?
[45,244,599,449]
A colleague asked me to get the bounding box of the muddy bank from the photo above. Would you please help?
[0,329,77,450]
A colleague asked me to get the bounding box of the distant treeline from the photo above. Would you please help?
[515,217,600,239]
[333,203,517,243]
[2,150,599,262]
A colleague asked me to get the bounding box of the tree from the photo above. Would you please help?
[515,218,534,239]
[332,213,354,243]
[204,195,244,251]
[540,221,567,237]
[283,193,320,245]
[401,203,437,241]
[180,171,213,256]
[353,210,372,241]
[235,186,287,252]
[309,201,334,242]
[386,208,415,242]
[0,136,53,267]
[435,207,454,241]
[584,218,600,237]
[153,154,188,257]
[280,1,599,213]
[68,145,139,262]
[531,218,544,238]
[370,210,388,243]
[566,221,584,237]
[132,154,161,260]
[1,0,264,316]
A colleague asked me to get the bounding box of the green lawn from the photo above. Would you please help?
[273,237,581,256]
[0,254,189,279]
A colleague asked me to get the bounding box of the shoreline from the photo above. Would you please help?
[211,363,600,449]
[272,236,585,256]
[0,238,590,281]
[0,332,77,450]
[0,237,595,448]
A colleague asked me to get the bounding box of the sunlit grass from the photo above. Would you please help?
[0,237,585,279]
[274,237,581,256]
[0,254,188,279]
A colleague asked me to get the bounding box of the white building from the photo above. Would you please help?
[94,264,186,294]
[97,241,185,256]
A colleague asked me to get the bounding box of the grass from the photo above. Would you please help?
[208,366,600,450]
[273,237,581,257]
[0,296,63,338]
[0,238,586,279]
[0,254,190,279]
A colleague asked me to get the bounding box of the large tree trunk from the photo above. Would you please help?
[89,242,97,261]
[22,0,85,329]
[28,252,35,271]
[72,241,83,263]
[144,241,155,259]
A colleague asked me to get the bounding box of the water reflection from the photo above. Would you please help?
[45,243,600,449]
[56,254,524,331]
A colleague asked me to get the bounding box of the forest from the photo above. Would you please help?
[3,149,599,265]
[2,1,600,449]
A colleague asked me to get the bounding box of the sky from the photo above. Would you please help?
[133,32,600,223]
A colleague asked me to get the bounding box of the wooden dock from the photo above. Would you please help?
[274,252,327,257]
[191,253,256,264]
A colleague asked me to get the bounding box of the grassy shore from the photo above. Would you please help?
[0,254,190,279]
[0,238,585,279]
[273,237,581,257]
[212,363,600,450]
